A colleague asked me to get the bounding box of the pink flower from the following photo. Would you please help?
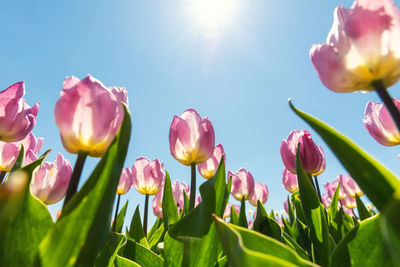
[228,168,255,201]
[152,190,163,218]
[223,203,240,219]
[310,0,400,92]
[322,193,332,208]
[338,174,364,197]
[343,207,355,217]
[30,153,72,205]
[363,100,400,146]
[280,130,325,175]
[0,133,43,172]
[282,168,298,193]
[196,194,202,207]
[248,220,254,229]
[0,82,39,142]
[117,167,134,195]
[54,75,128,157]
[131,157,164,195]
[169,109,215,166]
[283,199,290,214]
[248,183,269,207]
[171,180,190,210]
[198,143,225,179]
[342,196,357,209]
[324,178,347,199]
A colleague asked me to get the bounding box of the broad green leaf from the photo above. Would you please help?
[295,218,311,256]
[328,184,340,220]
[147,217,161,240]
[291,191,306,224]
[253,201,282,241]
[128,205,149,248]
[355,195,370,221]
[148,223,164,250]
[214,216,317,267]
[289,100,400,210]
[282,232,309,260]
[95,232,126,267]
[162,171,179,228]
[215,255,227,267]
[114,255,141,267]
[183,190,190,216]
[238,198,248,228]
[37,105,132,267]
[230,205,239,225]
[122,237,164,267]
[331,214,393,266]
[113,200,128,233]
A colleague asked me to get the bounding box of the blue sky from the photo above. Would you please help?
[1,0,400,224]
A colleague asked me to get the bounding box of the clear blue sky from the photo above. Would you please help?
[1,0,400,224]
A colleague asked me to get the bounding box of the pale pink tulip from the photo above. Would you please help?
[196,194,202,207]
[248,220,254,229]
[152,190,163,218]
[343,207,355,217]
[282,168,298,193]
[0,82,39,142]
[283,199,290,214]
[31,153,72,205]
[322,193,332,208]
[171,180,190,210]
[228,168,255,201]
[117,167,134,195]
[131,157,164,195]
[54,75,128,157]
[248,183,269,207]
[342,196,357,209]
[280,130,325,175]
[310,0,400,92]
[223,203,240,219]
[169,109,215,166]
[324,178,347,199]
[198,143,225,179]
[338,174,364,197]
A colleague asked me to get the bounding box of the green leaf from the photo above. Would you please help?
[253,201,282,241]
[113,200,128,233]
[215,255,227,267]
[230,205,239,225]
[328,184,340,220]
[289,100,400,210]
[287,195,296,225]
[10,145,25,173]
[214,216,317,266]
[183,190,190,216]
[128,205,149,248]
[162,170,179,228]
[148,223,164,250]
[37,104,132,267]
[95,232,126,267]
[291,191,306,224]
[114,255,141,267]
[282,232,309,260]
[122,237,164,267]
[0,151,52,267]
[147,217,161,240]
[355,195,370,221]
[331,214,393,266]
[238,198,248,228]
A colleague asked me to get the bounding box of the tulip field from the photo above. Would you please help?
[2,0,400,266]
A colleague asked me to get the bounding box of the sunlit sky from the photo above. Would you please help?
[2,0,400,224]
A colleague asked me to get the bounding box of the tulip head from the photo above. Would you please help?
[198,143,225,179]
[0,82,39,142]
[54,75,128,157]
[283,199,289,214]
[153,190,163,218]
[171,180,190,210]
[228,168,255,201]
[248,183,269,207]
[282,168,299,193]
[30,153,72,205]
[310,0,400,93]
[169,109,215,166]
[117,167,134,195]
[324,178,347,199]
[280,130,325,175]
[343,196,357,209]
[321,193,332,208]
[338,174,364,197]
[132,157,164,196]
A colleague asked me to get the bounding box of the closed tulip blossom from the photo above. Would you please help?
[152,190,163,218]
[363,100,400,146]
[30,153,72,205]
[198,144,225,179]
[171,180,190,210]
[0,81,39,142]
[338,174,364,197]
[324,178,347,199]
[282,168,298,193]
[117,168,134,195]
[228,168,255,201]
[283,199,289,214]
[248,183,269,207]
[131,157,164,196]
[343,196,357,209]
[280,130,325,176]
[322,193,332,208]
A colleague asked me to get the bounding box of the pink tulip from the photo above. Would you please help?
[363,100,400,146]
[280,130,325,175]
[131,157,164,195]
[343,207,355,217]
[228,168,255,201]
[54,75,128,157]
[196,194,202,207]
[310,0,400,93]
[169,109,215,166]
[0,82,39,142]
[223,203,240,219]
[248,220,254,229]
[30,153,72,205]
[171,180,190,210]
[324,178,347,199]
[198,143,225,179]
[117,167,134,195]
[338,174,364,197]
[282,168,298,193]
[152,190,163,218]
[283,199,290,214]
[248,183,269,207]
[321,193,332,208]
[342,196,357,209]
[276,218,284,227]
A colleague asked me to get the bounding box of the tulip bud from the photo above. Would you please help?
[228,168,255,201]
[169,109,215,166]
[283,199,289,214]
[282,168,298,193]
[54,75,128,157]
[195,195,202,207]
[117,167,134,195]
[152,190,163,218]
[0,82,39,142]
[248,183,268,207]
[171,180,190,210]
[31,153,73,205]
[338,174,363,198]
[248,220,254,229]
[324,178,347,199]
[131,157,164,196]
[198,144,225,179]
[310,1,400,93]
[280,130,325,175]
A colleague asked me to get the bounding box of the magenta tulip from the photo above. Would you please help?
[282,168,298,193]
[338,174,364,197]
[280,130,325,175]
[30,153,72,205]
[310,0,400,93]
[54,75,128,157]
[248,183,269,207]
[171,180,190,210]
[228,168,255,201]
[131,157,164,195]
[324,178,347,199]
[198,143,225,179]
[0,82,39,142]
[117,167,134,195]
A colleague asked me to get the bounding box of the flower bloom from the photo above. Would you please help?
[171,180,190,210]
[223,203,240,219]
[338,174,364,197]
[280,130,325,175]
[322,193,332,208]
[30,153,72,205]
[248,183,269,207]
[131,157,164,195]
[342,196,357,209]
[0,81,39,142]
[153,190,163,218]
[282,168,299,193]
[54,75,128,157]
[325,178,347,199]
[363,100,400,146]
[228,168,255,201]
[198,144,225,179]
[310,0,400,92]
[169,109,215,166]
[0,133,43,172]
[117,167,134,194]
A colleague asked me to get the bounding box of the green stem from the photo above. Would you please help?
[62,152,88,208]
[373,80,400,132]
[0,171,6,183]
[143,194,149,237]
[313,176,323,203]
[189,163,196,211]
[112,194,121,232]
